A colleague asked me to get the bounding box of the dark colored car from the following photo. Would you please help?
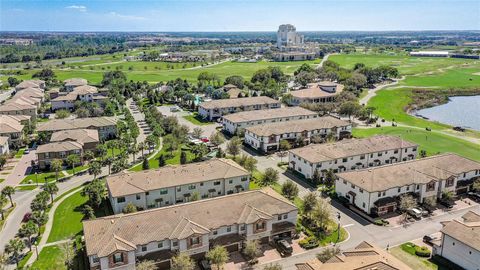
[22,212,32,222]
[439,199,454,209]
[423,235,434,245]
[467,192,480,202]
[275,239,293,256]
[199,260,211,270]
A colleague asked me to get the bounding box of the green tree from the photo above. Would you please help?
[339,101,361,120]
[243,240,259,263]
[180,151,188,165]
[142,157,150,170]
[31,191,49,213]
[31,211,48,230]
[316,246,341,263]
[5,238,25,267]
[324,169,336,189]
[84,150,95,162]
[209,132,225,146]
[263,264,282,270]
[278,140,291,162]
[206,246,229,270]
[171,253,195,270]
[137,259,157,270]
[82,204,96,220]
[55,109,70,119]
[311,198,332,231]
[226,137,241,158]
[192,127,203,139]
[0,195,7,220]
[0,155,7,170]
[50,159,63,182]
[158,154,166,167]
[261,168,279,186]
[82,179,106,208]
[281,180,299,200]
[399,194,417,220]
[225,75,245,89]
[473,179,480,192]
[123,202,138,214]
[191,144,208,160]
[1,186,15,207]
[312,169,321,186]
[146,134,158,154]
[59,241,75,269]
[303,192,318,216]
[18,220,38,251]
[88,160,102,180]
[66,154,80,174]
[43,182,59,204]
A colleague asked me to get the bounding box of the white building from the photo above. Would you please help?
[0,136,9,155]
[198,96,281,121]
[106,158,251,214]
[335,154,480,216]
[37,117,118,140]
[244,116,351,153]
[51,85,107,111]
[63,78,88,92]
[288,135,418,180]
[277,24,304,48]
[222,107,318,135]
[410,51,449,57]
[84,188,298,270]
[433,211,480,270]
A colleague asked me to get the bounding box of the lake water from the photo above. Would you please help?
[416,95,480,131]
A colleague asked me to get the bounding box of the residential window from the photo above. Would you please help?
[426,182,436,191]
[189,184,196,190]
[446,178,454,187]
[378,153,383,157]
[160,189,168,195]
[172,241,178,247]
[278,215,282,221]
[378,192,382,197]
[359,188,363,193]
[92,255,99,263]
[362,202,366,208]
[177,187,181,192]
[360,155,365,160]
[214,181,221,186]
[136,194,141,200]
[113,253,123,264]
[382,192,386,196]
[213,230,218,235]
[200,182,204,186]
[406,186,410,191]
[256,222,266,231]
[240,225,245,231]
[227,226,232,232]
[343,180,347,185]
[283,214,288,219]
[394,150,398,154]
[158,242,163,249]
[398,187,401,193]
[145,192,149,196]
[229,180,233,184]
[117,197,125,203]
[141,246,147,252]
[417,185,420,190]
[190,237,200,246]
[342,158,347,162]
[351,184,355,189]
[241,177,248,182]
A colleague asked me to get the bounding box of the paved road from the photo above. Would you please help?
[126,98,150,144]
[0,150,36,190]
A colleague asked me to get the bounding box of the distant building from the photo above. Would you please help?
[106,158,250,214]
[277,24,304,48]
[410,51,449,57]
[222,107,318,135]
[433,211,480,270]
[198,96,281,121]
[289,82,344,105]
[36,141,83,169]
[0,115,26,147]
[37,117,118,140]
[335,154,480,216]
[63,78,88,92]
[244,116,351,153]
[51,85,107,111]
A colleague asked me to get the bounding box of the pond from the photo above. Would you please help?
[415,95,480,131]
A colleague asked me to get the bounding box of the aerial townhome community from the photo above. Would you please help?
[198,96,281,121]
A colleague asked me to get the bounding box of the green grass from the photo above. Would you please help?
[329,54,477,75]
[391,243,462,270]
[399,66,480,88]
[47,190,88,243]
[17,251,33,269]
[30,245,67,270]
[16,185,38,191]
[183,112,214,126]
[15,148,26,158]
[352,127,480,161]
[0,205,15,231]
[318,220,348,246]
[65,165,88,175]
[47,189,112,243]
[20,171,66,184]
[0,178,4,184]
[129,144,195,171]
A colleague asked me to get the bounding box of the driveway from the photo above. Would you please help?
[0,150,36,190]
[157,105,221,137]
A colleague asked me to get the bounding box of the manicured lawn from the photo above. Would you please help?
[65,165,88,175]
[15,148,25,158]
[391,243,463,270]
[352,127,480,161]
[318,220,348,246]
[20,171,66,184]
[183,113,214,126]
[399,66,480,89]
[0,178,4,184]
[15,185,38,191]
[47,189,112,243]
[30,245,67,270]
[129,144,195,171]
[0,205,15,231]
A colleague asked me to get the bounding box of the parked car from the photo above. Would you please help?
[467,192,480,202]
[423,235,435,245]
[170,106,180,112]
[200,137,209,143]
[22,212,32,222]
[199,260,211,270]
[407,208,422,219]
[439,199,454,209]
[275,239,293,256]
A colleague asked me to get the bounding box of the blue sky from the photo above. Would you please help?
[1,0,479,31]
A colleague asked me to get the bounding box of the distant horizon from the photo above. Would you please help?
[1,30,479,34]
[1,0,479,32]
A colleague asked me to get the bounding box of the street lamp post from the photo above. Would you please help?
[336,212,341,243]
[35,171,38,187]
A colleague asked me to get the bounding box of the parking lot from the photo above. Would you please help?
[157,105,221,137]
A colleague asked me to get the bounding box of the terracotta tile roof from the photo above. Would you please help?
[337,153,480,192]
[83,187,297,257]
[15,80,45,90]
[291,82,344,99]
[50,129,99,145]
[289,135,417,163]
[64,78,88,87]
[106,158,250,197]
[441,211,480,252]
[36,141,83,154]
[0,100,36,111]
[245,116,350,137]
[199,96,280,110]
[295,241,412,270]
[52,85,98,102]
[0,115,24,133]
[37,117,117,132]
[223,107,317,123]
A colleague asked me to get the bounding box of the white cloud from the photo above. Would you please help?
[108,12,145,20]
[66,5,87,12]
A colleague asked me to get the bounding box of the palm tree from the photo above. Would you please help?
[66,154,80,174]
[138,142,145,157]
[5,238,25,267]
[1,186,15,207]
[18,220,38,251]
[50,159,63,182]
[0,195,8,220]
[96,144,108,161]
[129,143,138,162]
[103,157,113,175]
[43,182,58,204]
[206,246,229,270]
[88,161,102,180]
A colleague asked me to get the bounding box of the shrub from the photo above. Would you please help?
[415,246,431,257]
[298,236,319,249]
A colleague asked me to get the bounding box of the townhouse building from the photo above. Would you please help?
[244,116,351,153]
[64,78,88,92]
[289,82,344,106]
[50,129,100,151]
[335,154,480,216]
[51,85,107,111]
[0,101,37,120]
[222,107,318,135]
[198,96,281,121]
[37,117,117,140]
[433,211,480,270]
[83,188,298,270]
[36,141,83,169]
[0,115,26,147]
[106,158,250,214]
[288,135,418,179]
[295,241,412,270]
[15,79,45,91]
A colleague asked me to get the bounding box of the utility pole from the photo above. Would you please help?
[336,212,341,243]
